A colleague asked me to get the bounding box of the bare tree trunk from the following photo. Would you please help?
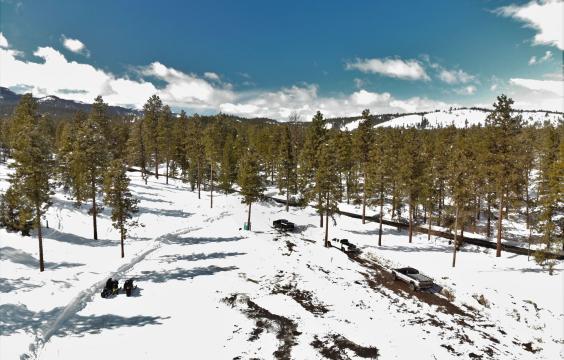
[36,204,44,272]
[247,202,252,231]
[452,205,459,267]
[155,149,159,179]
[525,171,530,229]
[362,171,366,224]
[324,195,330,247]
[165,157,169,185]
[486,197,491,238]
[496,193,504,257]
[286,186,289,212]
[408,201,414,243]
[91,178,98,240]
[210,163,214,208]
[438,186,443,226]
[378,186,384,246]
[319,191,323,228]
[197,161,201,199]
[120,223,125,258]
[428,207,432,241]
[391,182,396,219]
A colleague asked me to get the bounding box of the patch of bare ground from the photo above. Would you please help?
[272,283,329,315]
[223,293,301,360]
[284,240,296,255]
[311,334,379,359]
[354,256,466,316]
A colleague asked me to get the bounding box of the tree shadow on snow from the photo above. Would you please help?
[41,228,117,247]
[0,277,41,293]
[137,206,193,218]
[161,235,243,246]
[159,252,246,264]
[0,247,84,269]
[136,265,238,283]
[0,303,168,337]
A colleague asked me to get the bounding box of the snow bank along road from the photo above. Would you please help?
[0,167,562,359]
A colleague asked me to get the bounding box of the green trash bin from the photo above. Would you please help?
[243,222,249,230]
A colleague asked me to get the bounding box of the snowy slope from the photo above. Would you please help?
[1,163,562,360]
[375,109,563,129]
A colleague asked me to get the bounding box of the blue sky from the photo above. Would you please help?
[0,0,562,119]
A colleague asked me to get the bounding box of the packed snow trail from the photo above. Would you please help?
[21,227,194,360]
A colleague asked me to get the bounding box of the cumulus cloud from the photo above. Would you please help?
[220,85,453,120]
[61,35,89,56]
[345,57,430,81]
[497,0,563,50]
[0,33,8,48]
[528,50,553,65]
[0,33,461,120]
[454,85,478,95]
[204,72,220,81]
[438,68,476,84]
[508,77,563,111]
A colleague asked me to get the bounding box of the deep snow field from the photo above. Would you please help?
[0,163,562,360]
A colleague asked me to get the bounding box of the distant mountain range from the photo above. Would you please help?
[1,87,562,128]
[0,87,140,118]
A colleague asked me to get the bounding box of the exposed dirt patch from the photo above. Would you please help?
[223,293,301,360]
[284,241,296,255]
[272,283,329,315]
[354,256,466,316]
[311,334,379,359]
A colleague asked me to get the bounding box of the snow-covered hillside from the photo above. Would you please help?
[376,109,563,129]
[0,163,562,360]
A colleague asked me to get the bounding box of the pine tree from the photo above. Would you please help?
[298,111,327,227]
[277,124,297,211]
[143,95,163,178]
[219,134,237,194]
[367,128,390,246]
[352,109,373,224]
[238,147,264,231]
[104,159,139,258]
[485,94,523,257]
[8,94,53,271]
[533,125,562,274]
[316,140,341,247]
[77,96,110,240]
[204,121,221,208]
[186,116,205,197]
[158,105,173,184]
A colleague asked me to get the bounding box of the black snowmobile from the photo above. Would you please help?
[123,279,137,297]
[101,278,120,298]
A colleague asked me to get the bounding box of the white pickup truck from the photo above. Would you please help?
[391,267,434,291]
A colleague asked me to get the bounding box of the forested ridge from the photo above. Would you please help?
[0,93,562,273]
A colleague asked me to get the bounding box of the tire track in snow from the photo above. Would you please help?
[20,227,196,360]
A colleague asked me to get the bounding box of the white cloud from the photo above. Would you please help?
[454,85,478,95]
[497,0,564,50]
[61,35,89,56]
[508,77,564,111]
[0,37,234,110]
[346,57,430,81]
[0,34,462,120]
[0,32,8,48]
[529,50,553,65]
[438,68,476,84]
[204,72,220,81]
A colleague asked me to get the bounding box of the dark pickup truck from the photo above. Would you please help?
[273,219,295,232]
[331,238,361,255]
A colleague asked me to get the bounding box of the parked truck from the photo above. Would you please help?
[391,267,434,291]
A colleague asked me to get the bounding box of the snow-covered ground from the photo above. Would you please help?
[1,163,562,359]
[333,109,563,130]
[378,109,563,129]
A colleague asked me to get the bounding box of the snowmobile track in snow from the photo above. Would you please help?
[20,227,195,360]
